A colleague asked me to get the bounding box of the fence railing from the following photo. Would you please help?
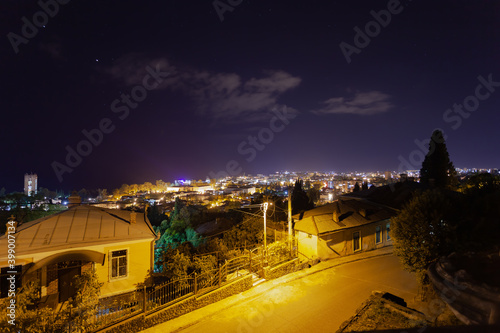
[93,240,296,331]
[146,275,194,311]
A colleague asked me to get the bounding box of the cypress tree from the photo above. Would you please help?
[420,130,458,188]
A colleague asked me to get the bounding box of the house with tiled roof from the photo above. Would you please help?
[294,197,397,260]
[0,195,158,307]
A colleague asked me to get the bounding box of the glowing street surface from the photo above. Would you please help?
[143,254,417,333]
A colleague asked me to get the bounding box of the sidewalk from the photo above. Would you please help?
[141,246,395,333]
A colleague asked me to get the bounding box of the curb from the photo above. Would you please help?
[164,247,394,333]
[281,247,394,285]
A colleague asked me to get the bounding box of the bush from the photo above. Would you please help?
[0,268,102,333]
[392,189,464,274]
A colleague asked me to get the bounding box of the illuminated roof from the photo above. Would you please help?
[294,198,396,235]
[0,205,157,256]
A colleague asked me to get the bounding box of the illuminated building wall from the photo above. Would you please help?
[24,173,38,196]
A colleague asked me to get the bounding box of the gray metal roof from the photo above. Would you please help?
[0,205,157,256]
[294,198,396,235]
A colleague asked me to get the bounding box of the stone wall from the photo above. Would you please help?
[264,258,299,280]
[427,254,500,325]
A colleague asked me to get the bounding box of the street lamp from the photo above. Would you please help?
[239,201,272,265]
[262,202,269,264]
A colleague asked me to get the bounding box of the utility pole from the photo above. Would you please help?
[263,202,268,265]
[288,187,292,254]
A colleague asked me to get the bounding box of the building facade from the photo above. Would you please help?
[0,201,158,308]
[24,173,38,196]
[294,198,396,260]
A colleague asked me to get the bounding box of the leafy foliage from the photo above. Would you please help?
[153,198,204,266]
[222,216,263,249]
[307,187,320,204]
[147,204,165,227]
[156,247,217,281]
[392,173,500,278]
[0,281,62,332]
[0,268,102,333]
[69,268,103,331]
[392,189,464,274]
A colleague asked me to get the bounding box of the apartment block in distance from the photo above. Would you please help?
[24,173,38,196]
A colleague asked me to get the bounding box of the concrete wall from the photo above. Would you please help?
[96,240,154,297]
[305,219,393,260]
[318,231,345,259]
[296,231,317,259]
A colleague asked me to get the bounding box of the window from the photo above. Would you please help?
[375,225,382,244]
[386,222,391,240]
[110,250,127,279]
[353,232,361,252]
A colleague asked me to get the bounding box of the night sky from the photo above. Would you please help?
[1,0,499,192]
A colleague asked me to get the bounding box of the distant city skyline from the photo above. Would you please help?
[3,166,498,194]
[1,1,499,192]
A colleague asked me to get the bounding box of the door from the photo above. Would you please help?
[58,263,80,303]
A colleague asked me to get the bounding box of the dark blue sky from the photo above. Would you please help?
[1,0,499,192]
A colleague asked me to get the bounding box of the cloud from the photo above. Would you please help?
[179,69,301,121]
[103,54,174,86]
[311,91,393,115]
[101,54,301,122]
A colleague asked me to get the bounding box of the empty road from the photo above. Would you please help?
[143,254,418,333]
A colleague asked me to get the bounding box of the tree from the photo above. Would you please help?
[362,181,369,191]
[291,179,313,214]
[147,204,164,227]
[77,188,90,201]
[112,188,121,200]
[129,184,139,194]
[155,180,166,192]
[69,268,103,331]
[419,130,458,189]
[461,173,500,248]
[392,189,464,276]
[353,182,360,192]
[0,268,102,332]
[0,281,62,332]
[97,188,108,200]
[119,184,130,196]
[307,187,320,204]
[223,216,263,249]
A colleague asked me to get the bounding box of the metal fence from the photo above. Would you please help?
[92,240,296,331]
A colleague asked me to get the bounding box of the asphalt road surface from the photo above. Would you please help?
[145,254,418,333]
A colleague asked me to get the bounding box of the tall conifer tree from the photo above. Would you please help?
[420,130,458,188]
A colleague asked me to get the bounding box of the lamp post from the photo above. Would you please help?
[288,187,293,254]
[262,202,268,264]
